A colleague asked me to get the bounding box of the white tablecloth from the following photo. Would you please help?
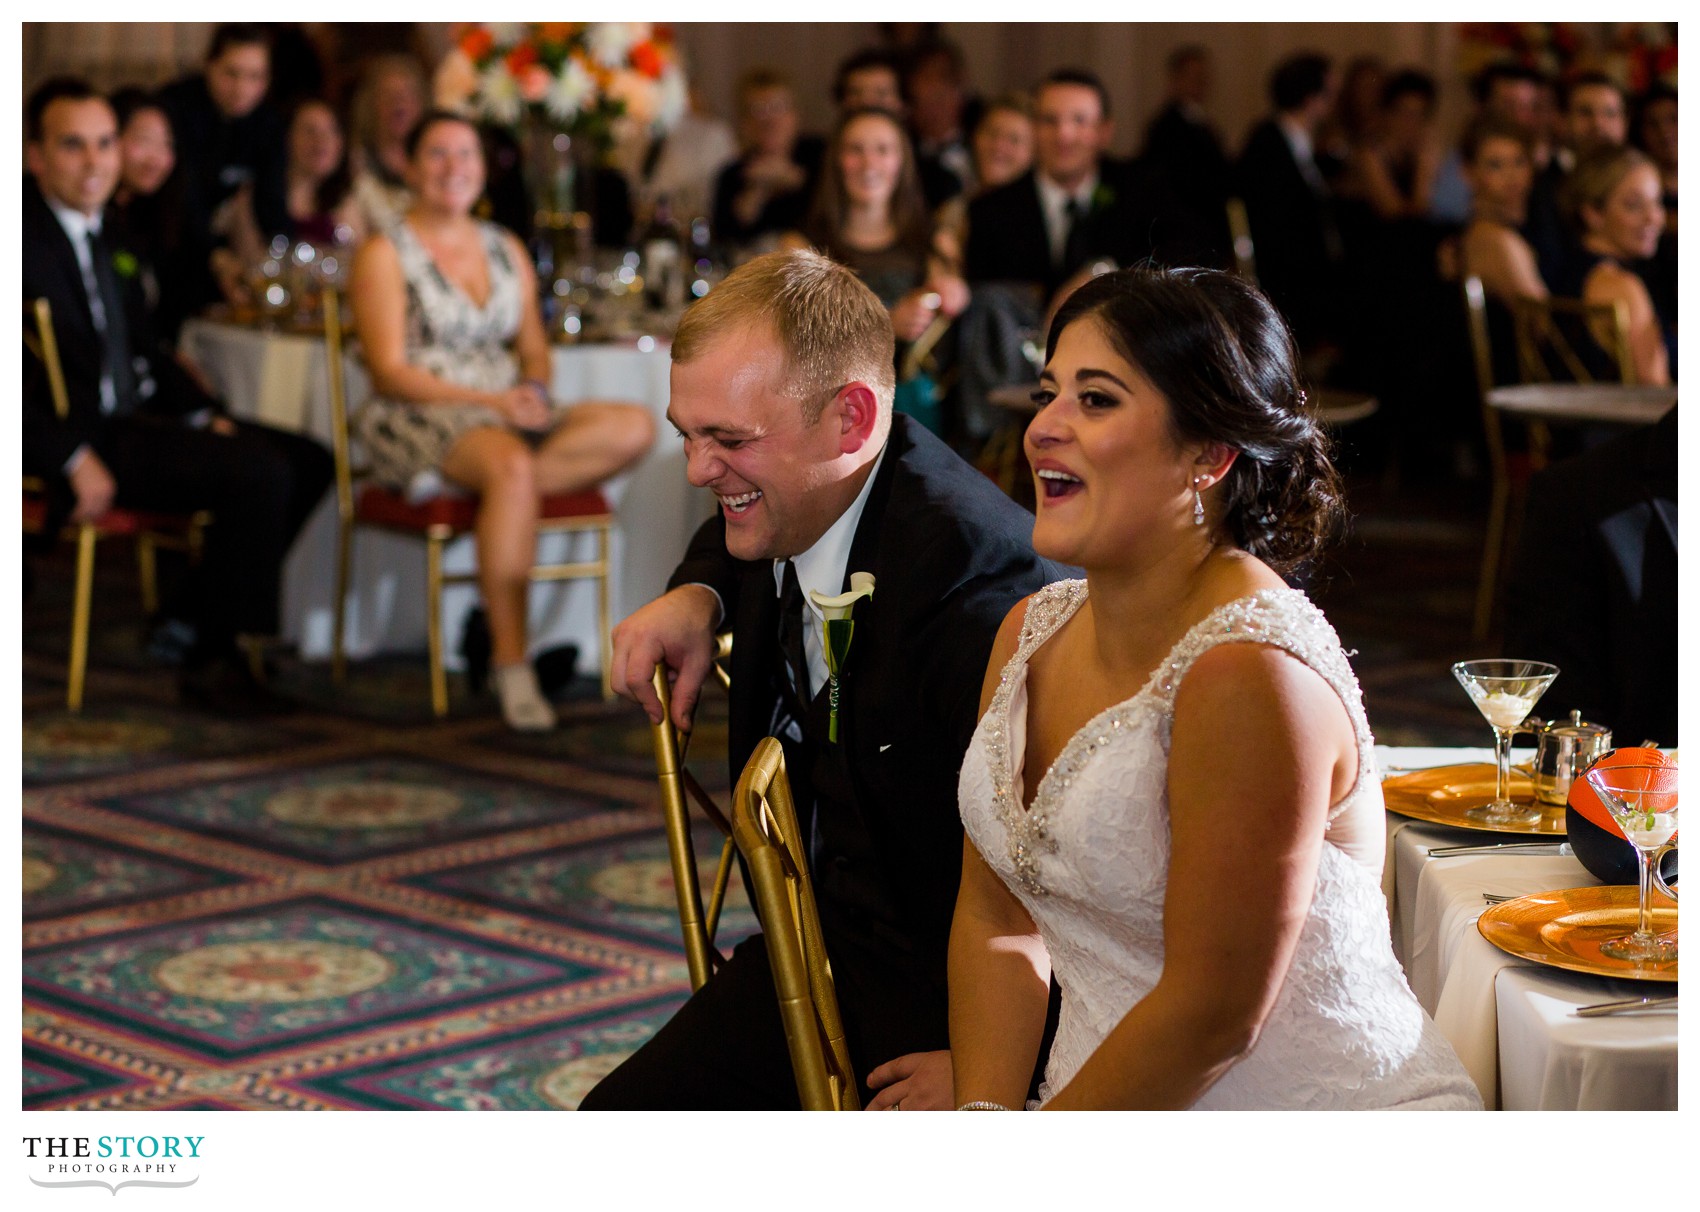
[1378,746,1677,1110]
[180,320,714,669]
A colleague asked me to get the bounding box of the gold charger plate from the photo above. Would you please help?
[1382,763,1566,836]
[1478,886,1677,982]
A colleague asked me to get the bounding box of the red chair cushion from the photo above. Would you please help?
[354,484,610,533]
[21,492,198,537]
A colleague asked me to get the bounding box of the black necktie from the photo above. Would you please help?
[776,560,811,705]
[85,226,137,413]
[1060,196,1088,271]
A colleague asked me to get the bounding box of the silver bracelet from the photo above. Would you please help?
[956,1100,1012,1111]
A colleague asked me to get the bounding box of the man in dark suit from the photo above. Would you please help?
[1141,45,1232,265]
[1234,52,1343,352]
[586,250,1064,1110]
[23,77,332,710]
[1503,407,1676,748]
[1524,73,1629,293]
[964,69,1192,306]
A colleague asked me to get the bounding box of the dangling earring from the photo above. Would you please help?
[1192,476,1206,526]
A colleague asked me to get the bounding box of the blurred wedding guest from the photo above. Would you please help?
[1527,72,1629,289]
[1141,45,1231,257]
[1234,52,1343,352]
[833,47,906,118]
[1503,405,1676,747]
[965,69,1182,305]
[107,88,181,309]
[905,39,977,207]
[948,266,1480,1110]
[786,108,967,343]
[1338,70,1441,221]
[160,23,290,319]
[1558,146,1671,384]
[712,69,825,256]
[1320,54,1386,165]
[280,99,361,244]
[634,86,738,226]
[935,94,1035,270]
[348,52,429,237]
[349,111,655,731]
[1458,119,1548,307]
[24,78,333,712]
[1430,62,1544,226]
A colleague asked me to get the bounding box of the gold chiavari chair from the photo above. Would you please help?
[323,286,617,716]
[1511,294,1634,386]
[22,298,208,710]
[731,736,859,1111]
[649,637,736,992]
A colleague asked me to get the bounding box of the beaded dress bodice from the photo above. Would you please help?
[958,581,1480,1109]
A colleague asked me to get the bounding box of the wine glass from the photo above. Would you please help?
[1451,659,1559,824]
[1584,762,1678,963]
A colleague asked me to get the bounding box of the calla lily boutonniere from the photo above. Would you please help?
[809,572,874,743]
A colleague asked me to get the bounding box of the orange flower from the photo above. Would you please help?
[631,41,664,80]
[506,42,539,74]
[460,28,494,61]
[537,22,575,44]
[519,64,552,104]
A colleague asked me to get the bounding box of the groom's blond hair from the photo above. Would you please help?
[672,249,895,425]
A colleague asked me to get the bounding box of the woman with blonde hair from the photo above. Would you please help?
[346,52,429,236]
[1560,145,1671,384]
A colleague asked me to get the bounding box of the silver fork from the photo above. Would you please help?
[1481,892,1515,905]
[1574,996,1677,1017]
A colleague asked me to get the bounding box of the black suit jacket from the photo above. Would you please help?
[964,162,1193,298]
[23,178,218,484]
[1503,407,1678,746]
[670,415,1066,976]
[1234,119,1341,344]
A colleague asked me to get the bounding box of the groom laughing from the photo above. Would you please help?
[585,250,1063,1110]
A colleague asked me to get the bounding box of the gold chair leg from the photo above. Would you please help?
[136,535,159,615]
[598,523,613,701]
[426,532,448,718]
[331,516,353,684]
[68,522,98,712]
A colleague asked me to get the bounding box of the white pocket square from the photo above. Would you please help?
[879,744,893,753]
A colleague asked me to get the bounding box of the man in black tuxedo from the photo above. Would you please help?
[1503,406,1676,748]
[1141,45,1232,265]
[1524,73,1629,292]
[23,77,332,710]
[587,250,1063,1110]
[964,69,1193,308]
[1234,52,1343,352]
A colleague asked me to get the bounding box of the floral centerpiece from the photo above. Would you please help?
[436,22,688,225]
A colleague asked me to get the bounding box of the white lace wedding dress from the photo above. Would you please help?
[959,581,1480,1109]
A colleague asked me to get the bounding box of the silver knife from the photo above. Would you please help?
[1574,997,1677,1017]
[1428,841,1572,857]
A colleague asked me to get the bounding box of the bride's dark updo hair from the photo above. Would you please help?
[1045,266,1344,574]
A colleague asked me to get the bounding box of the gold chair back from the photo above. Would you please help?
[1225,198,1258,286]
[649,635,737,992]
[25,298,72,422]
[1511,294,1634,386]
[731,736,859,1111]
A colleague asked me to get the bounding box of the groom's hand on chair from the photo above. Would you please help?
[611,584,721,731]
[865,1049,953,1110]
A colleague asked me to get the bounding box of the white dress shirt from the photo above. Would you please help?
[771,445,887,700]
[1035,170,1099,268]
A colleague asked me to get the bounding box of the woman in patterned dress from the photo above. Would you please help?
[349,111,655,731]
[947,268,1478,1109]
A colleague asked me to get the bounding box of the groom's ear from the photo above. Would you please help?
[834,382,881,455]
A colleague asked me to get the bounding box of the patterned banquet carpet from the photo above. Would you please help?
[21,473,1487,1111]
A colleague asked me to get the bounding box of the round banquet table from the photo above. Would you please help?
[179,318,714,671]
[1377,746,1677,1110]
[1486,383,1676,426]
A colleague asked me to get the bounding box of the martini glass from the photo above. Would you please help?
[1584,763,1678,963]
[1451,659,1559,825]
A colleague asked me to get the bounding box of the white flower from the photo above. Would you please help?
[484,23,528,47]
[544,58,597,125]
[810,572,875,621]
[433,48,480,112]
[476,62,523,125]
[586,21,647,69]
